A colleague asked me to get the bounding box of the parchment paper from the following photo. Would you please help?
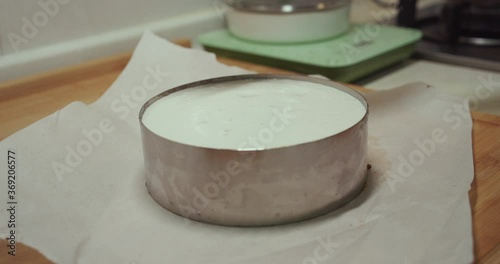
[0,31,474,264]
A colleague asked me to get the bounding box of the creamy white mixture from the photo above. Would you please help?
[142,79,366,150]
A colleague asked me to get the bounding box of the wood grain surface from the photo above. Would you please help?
[0,40,499,264]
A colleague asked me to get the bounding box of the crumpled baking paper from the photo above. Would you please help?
[0,31,474,264]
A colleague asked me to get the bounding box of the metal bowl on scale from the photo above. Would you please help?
[223,0,352,43]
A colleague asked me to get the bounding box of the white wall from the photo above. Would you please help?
[0,0,224,81]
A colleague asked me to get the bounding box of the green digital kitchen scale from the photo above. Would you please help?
[198,24,422,82]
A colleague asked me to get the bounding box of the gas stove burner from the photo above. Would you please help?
[460,37,500,46]
[420,1,500,47]
[398,0,500,72]
[441,2,500,46]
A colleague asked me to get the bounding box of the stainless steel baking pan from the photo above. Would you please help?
[139,74,368,226]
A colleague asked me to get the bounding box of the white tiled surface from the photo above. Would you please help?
[361,60,500,116]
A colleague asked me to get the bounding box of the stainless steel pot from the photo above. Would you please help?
[139,74,368,226]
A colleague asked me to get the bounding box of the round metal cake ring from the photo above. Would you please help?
[139,74,368,227]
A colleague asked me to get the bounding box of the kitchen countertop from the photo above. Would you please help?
[349,0,500,116]
[0,40,499,264]
[356,59,500,116]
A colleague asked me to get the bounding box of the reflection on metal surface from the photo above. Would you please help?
[415,41,500,72]
[224,0,349,14]
[460,37,500,47]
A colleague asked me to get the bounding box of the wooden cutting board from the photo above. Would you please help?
[0,40,499,264]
